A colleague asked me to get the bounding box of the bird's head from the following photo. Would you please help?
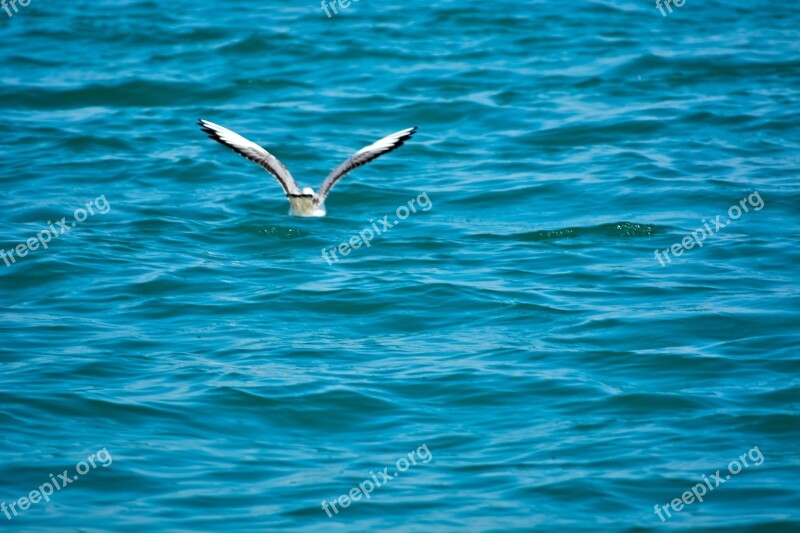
[302,187,315,196]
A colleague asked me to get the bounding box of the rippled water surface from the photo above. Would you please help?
[1,1,799,531]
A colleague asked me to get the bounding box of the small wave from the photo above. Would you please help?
[474,221,659,242]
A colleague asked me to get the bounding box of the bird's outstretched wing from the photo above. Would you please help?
[315,127,418,205]
[198,119,301,196]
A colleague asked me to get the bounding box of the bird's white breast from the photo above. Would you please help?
[289,196,326,217]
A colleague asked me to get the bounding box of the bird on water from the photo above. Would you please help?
[198,120,418,217]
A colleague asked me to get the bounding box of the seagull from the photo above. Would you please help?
[198,119,418,217]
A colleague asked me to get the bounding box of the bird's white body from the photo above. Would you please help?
[198,120,417,217]
[289,188,326,217]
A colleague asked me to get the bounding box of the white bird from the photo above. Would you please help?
[198,119,418,217]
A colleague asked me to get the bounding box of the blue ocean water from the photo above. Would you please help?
[1,0,799,530]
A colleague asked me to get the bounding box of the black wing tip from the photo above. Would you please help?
[197,119,221,140]
[393,126,419,148]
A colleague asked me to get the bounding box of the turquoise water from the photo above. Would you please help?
[1,0,799,531]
